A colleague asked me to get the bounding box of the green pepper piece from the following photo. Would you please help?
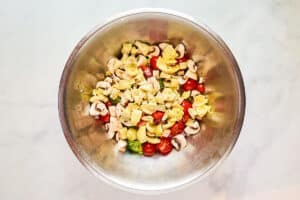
[110,96,121,105]
[127,140,143,155]
[159,78,164,90]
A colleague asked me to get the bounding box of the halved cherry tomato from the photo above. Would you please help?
[196,83,205,93]
[140,65,153,78]
[137,120,146,127]
[182,78,197,91]
[152,111,164,123]
[150,56,159,70]
[142,142,156,157]
[181,100,192,114]
[156,137,172,155]
[170,121,185,137]
[176,53,190,63]
[99,113,110,123]
[105,101,112,108]
[182,113,190,123]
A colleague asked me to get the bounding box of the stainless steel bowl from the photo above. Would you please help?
[58,9,245,193]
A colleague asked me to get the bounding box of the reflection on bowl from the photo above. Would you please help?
[58,9,245,193]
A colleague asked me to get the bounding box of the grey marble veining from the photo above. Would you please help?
[0,0,300,199]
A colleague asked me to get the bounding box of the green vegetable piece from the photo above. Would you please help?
[110,96,121,105]
[127,140,143,155]
[159,78,164,89]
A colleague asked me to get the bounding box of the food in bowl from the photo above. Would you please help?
[87,41,211,157]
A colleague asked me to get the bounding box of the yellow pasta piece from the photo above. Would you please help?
[118,127,128,140]
[121,42,132,55]
[162,119,176,129]
[162,45,178,61]
[147,137,160,144]
[181,91,191,99]
[127,128,137,141]
[89,95,108,103]
[110,87,120,100]
[140,103,157,114]
[115,80,132,90]
[193,95,208,106]
[164,78,179,89]
[137,126,147,143]
[157,57,180,74]
[135,41,153,55]
[131,109,142,125]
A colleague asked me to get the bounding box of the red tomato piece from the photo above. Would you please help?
[150,56,159,70]
[176,54,190,63]
[196,83,205,93]
[105,101,112,108]
[142,142,156,157]
[182,113,190,123]
[182,78,197,91]
[170,121,185,137]
[181,100,192,114]
[137,120,146,127]
[156,137,173,155]
[152,111,164,123]
[99,113,110,123]
[140,65,153,78]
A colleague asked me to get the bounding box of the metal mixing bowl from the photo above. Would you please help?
[58,9,245,193]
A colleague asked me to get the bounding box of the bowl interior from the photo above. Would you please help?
[59,12,245,192]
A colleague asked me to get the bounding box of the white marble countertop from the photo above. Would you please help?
[1,0,300,199]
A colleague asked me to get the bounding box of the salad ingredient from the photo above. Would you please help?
[157,137,173,155]
[152,111,165,123]
[137,125,147,143]
[127,128,137,141]
[175,43,185,58]
[140,65,153,78]
[99,113,110,123]
[127,140,143,154]
[116,140,127,152]
[142,142,156,156]
[182,113,190,123]
[170,121,185,137]
[171,134,187,151]
[184,120,200,136]
[150,56,159,70]
[89,101,108,116]
[196,83,205,93]
[181,100,193,114]
[182,78,197,91]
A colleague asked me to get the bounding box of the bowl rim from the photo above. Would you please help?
[58,8,246,194]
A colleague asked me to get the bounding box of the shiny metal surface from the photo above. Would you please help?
[58,9,245,193]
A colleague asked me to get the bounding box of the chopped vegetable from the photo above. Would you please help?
[182,78,197,91]
[150,56,159,70]
[176,54,190,63]
[196,83,205,93]
[98,113,110,123]
[127,140,143,154]
[142,142,156,156]
[181,100,192,114]
[158,78,164,89]
[140,65,153,78]
[170,121,185,137]
[110,96,121,105]
[156,137,172,155]
[152,111,164,123]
